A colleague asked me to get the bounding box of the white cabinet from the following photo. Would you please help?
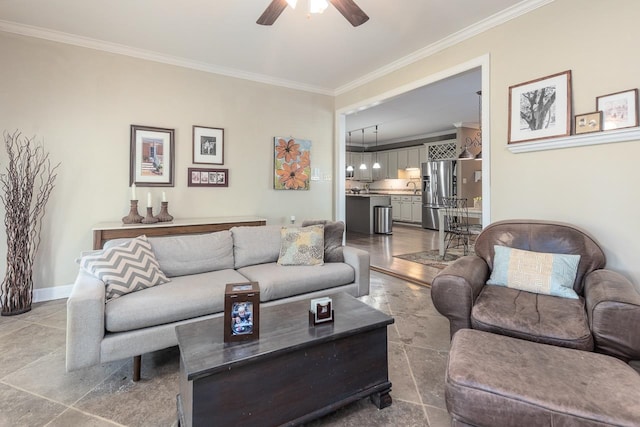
[372,152,387,181]
[407,148,420,169]
[397,149,408,170]
[356,153,372,181]
[419,146,427,167]
[411,195,422,223]
[400,196,413,221]
[387,151,398,179]
[391,195,401,220]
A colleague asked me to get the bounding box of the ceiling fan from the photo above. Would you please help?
[257,0,369,27]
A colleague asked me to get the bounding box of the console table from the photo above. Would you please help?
[92,216,266,249]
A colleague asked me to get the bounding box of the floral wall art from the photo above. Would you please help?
[274,137,311,190]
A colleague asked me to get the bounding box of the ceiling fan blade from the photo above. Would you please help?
[257,0,288,26]
[329,0,369,27]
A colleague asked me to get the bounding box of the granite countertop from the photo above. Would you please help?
[346,190,421,196]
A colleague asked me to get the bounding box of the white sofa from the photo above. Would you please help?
[66,224,370,378]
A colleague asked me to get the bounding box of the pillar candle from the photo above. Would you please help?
[147,192,152,208]
[131,183,136,200]
[162,191,167,202]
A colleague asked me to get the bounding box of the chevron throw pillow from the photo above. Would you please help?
[80,235,170,301]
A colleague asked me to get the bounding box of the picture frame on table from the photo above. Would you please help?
[187,167,228,187]
[508,70,572,144]
[596,89,639,131]
[224,282,260,343]
[574,111,603,135]
[130,125,175,187]
[193,126,224,165]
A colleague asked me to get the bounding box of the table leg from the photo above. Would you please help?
[370,387,393,409]
[438,209,445,257]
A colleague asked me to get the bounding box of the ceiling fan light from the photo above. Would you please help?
[286,0,297,9]
[309,0,329,14]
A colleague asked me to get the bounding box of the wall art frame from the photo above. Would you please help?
[187,167,228,187]
[574,111,603,135]
[274,137,311,190]
[508,70,572,144]
[130,124,175,187]
[596,89,639,131]
[193,125,224,165]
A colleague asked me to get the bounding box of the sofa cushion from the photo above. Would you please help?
[302,220,345,262]
[446,329,640,427]
[277,225,325,266]
[231,225,282,268]
[80,235,169,301]
[487,245,580,299]
[237,262,355,302]
[105,268,247,332]
[148,231,234,277]
[471,284,593,351]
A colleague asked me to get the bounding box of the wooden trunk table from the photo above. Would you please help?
[176,292,394,427]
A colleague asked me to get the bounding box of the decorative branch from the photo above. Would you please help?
[0,130,60,315]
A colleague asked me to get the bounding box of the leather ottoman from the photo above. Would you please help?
[445,329,640,427]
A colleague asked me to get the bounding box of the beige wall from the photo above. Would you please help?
[337,0,640,284]
[0,32,335,293]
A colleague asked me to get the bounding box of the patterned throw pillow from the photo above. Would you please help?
[487,245,580,299]
[277,225,325,266]
[80,235,170,301]
[301,220,345,262]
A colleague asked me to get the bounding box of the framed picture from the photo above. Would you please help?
[193,125,224,165]
[187,168,228,187]
[596,89,639,131]
[574,111,603,135]
[224,282,260,343]
[508,70,572,144]
[274,137,311,190]
[130,125,175,187]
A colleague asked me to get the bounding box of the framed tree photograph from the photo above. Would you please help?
[193,125,224,165]
[187,167,228,187]
[508,70,572,144]
[130,125,175,187]
[596,89,639,131]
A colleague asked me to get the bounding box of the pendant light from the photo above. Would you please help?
[372,125,381,169]
[359,128,367,170]
[346,131,354,172]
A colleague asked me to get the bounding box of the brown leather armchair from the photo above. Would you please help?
[432,219,640,361]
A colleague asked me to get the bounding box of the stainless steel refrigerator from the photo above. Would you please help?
[421,160,457,230]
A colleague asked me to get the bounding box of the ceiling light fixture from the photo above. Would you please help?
[459,90,482,160]
[372,125,381,169]
[346,131,354,172]
[359,128,367,170]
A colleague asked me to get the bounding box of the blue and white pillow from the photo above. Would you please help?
[487,245,580,299]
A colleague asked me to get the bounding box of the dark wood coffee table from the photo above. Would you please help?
[176,292,395,427]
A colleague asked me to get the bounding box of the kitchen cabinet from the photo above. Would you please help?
[387,151,398,179]
[390,195,401,220]
[407,148,420,169]
[411,195,422,223]
[397,149,408,170]
[357,153,372,181]
[400,196,413,221]
[419,146,427,167]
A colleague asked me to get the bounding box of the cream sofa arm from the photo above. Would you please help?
[343,245,370,297]
[66,269,106,372]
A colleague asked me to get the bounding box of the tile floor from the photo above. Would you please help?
[0,224,452,426]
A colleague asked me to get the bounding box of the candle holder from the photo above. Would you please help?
[122,200,144,224]
[141,207,159,224]
[155,201,174,222]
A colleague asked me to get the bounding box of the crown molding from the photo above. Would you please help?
[0,19,334,96]
[334,0,555,95]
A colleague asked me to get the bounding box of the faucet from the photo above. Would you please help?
[406,181,418,194]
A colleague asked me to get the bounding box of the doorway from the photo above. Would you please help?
[335,55,491,226]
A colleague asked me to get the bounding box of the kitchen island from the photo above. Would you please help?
[346,194,391,234]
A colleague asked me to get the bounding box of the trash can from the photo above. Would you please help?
[374,205,393,235]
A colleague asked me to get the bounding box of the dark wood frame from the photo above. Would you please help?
[596,89,639,131]
[193,125,224,165]
[187,167,229,187]
[224,282,260,343]
[574,111,603,135]
[130,124,175,187]
[508,70,572,144]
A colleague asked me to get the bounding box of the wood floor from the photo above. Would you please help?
[346,223,443,286]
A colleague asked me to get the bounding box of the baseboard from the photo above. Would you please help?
[33,284,73,302]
